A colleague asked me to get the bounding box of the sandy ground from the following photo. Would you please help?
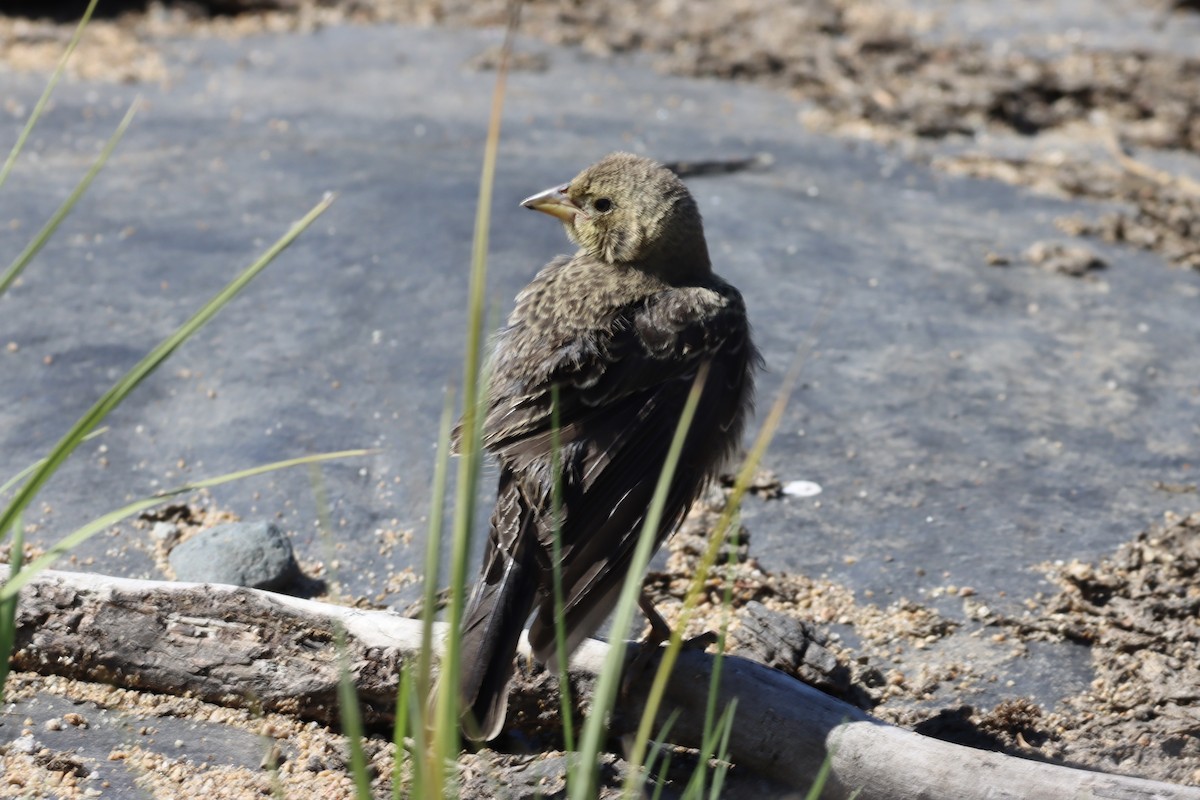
[2,487,1196,795]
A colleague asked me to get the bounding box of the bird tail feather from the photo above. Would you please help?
[457,542,537,741]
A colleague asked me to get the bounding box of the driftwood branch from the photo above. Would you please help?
[4,566,1196,800]
[1104,128,1200,197]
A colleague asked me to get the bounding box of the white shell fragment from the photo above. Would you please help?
[782,480,823,498]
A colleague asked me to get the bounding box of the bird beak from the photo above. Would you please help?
[521,184,584,223]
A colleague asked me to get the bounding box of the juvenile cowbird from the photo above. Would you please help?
[458,152,758,741]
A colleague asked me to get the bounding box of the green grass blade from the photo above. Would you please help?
[682,550,736,799]
[0,193,334,550]
[419,390,455,670]
[649,748,672,800]
[642,709,680,800]
[1,98,139,297]
[263,733,286,800]
[311,464,373,800]
[705,700,737,800]
[622,351,806,790]
[393,662,415,800]
[0,0,100,192]
[412,389,455,799]
[0,428,108,499]
[570,363,710,800]
[680,616,731,798]
[0,448,369,601]
[0,511,26,697]
[336,618,374,799]
[430,0,521,779]
[804,750,835,800]
[433,359,486,777]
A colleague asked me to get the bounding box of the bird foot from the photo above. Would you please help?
[620,595,718,696]
[681,630,719,651]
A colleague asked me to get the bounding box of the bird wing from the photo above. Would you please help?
[481,283,755,663]
[482,284,747,464]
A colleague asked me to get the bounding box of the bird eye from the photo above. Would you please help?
[593,198,613,213]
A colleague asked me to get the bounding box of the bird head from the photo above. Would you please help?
[521,152,711,282]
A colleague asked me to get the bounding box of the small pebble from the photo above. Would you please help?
[782,480,822,498]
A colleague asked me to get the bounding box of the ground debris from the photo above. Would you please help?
[650,488,1200,786]
[6,1,1200,272]
[720,466,784,499]
[733,600,872,708]
[993,511,1200,783]
[940,149,1200,270]
[1023,240,1107,276]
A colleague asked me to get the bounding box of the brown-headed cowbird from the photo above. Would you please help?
[458,152,759,741]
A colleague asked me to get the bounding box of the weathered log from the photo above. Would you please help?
[3,565,1196,800]
[7,565,409,726]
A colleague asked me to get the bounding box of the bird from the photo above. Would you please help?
[456,152,759,741]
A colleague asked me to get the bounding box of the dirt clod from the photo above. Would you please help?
[1023,240,1107,276]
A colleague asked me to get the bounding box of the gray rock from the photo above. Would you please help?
[168,522,298,591]
[8,733,38,755]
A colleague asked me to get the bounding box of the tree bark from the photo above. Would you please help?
[4,565,1196,800]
